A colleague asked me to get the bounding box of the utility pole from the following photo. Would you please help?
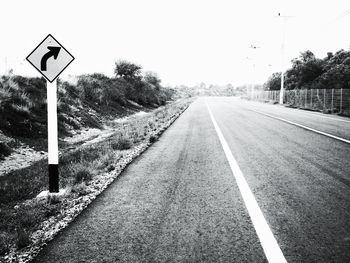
[248,44,261,100]
[275,13,295,104]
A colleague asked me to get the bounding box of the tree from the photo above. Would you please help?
[264,72,281,90]
[319,50,350,89]
[144,71,161,90]
[114,60,142,82]
[285,50,325,89]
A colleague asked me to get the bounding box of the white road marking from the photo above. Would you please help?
[236,98,350,123]
[251,109,350,145]
[206,103,288,263]
[263,104,350,123]
[295,110,350,123]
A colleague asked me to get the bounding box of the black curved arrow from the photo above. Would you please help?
[40,46,61,71]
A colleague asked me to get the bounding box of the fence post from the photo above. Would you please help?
[323,89,326,111]
[310,89,313,108]
[340,88,343,113]
[305,89,307,108]
[275,90,277,102]
[331,88,334,113]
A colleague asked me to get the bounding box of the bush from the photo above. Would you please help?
[0,234,10,256]
[111,137,132,150]
[71,182,90,196]
[16,228,31,249]
[149,135,157,143]
[17,205,44,229]
[0,142,12,159]
[74,168,93,185]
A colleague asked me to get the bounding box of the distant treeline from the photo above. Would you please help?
[264,49,350,90]
[173,82,243,97]
[0,61,175,138]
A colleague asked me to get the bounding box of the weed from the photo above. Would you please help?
[47,194,63,205]
[149,135,157,143]
[111,137,132,150]
[0,233,10,256]
[10,103,30,114]
[92,151,115,170]
[44,204,61,218]
[148,121,155,129]
[71,182,90,196]
[74,168,93,185]
[0,142,12,159]
[0,97,193,255]
[17,205,44,229]
[107,164,115,172]
[16,227,31,249]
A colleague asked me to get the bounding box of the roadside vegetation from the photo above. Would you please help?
[0,97,192,259]
[173,82,239,98]
[0,59,193,259]
[264,49,350,91]
[0,60,175,153]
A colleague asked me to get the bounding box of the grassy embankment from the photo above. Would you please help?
[0,96,193,257]
[0,72,191,257]
[0,73,175,158]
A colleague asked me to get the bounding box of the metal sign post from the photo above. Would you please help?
[47,79,59,192]
[26,34,74,193]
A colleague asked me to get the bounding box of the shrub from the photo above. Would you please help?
[74,168,93,185]
[0,142,12,159]
[0,234,10,256]
[149,135,157,143]
[107,164,115,172]
[47,194,63,205]
[71,182,90,196]
[17,205,43,229]
[111,137,132,150]
[44,204,61,217]
[16,228,31,249]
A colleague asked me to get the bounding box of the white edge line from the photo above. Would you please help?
[251,109,350,145]
[277,105,350,123]
[293,110,350,123]
[206,103,288,263]
[240,99,350,123]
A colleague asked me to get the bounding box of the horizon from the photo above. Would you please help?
[1,0,349,87]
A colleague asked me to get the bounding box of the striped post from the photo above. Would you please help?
[47,80,59,192]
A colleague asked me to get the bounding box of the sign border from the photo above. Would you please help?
[26,34,75,83]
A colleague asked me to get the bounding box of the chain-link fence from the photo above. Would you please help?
[251,89,350,116]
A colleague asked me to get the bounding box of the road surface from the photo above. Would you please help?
[33,97,350,263]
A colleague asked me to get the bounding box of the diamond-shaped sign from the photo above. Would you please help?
[26,34,74,82]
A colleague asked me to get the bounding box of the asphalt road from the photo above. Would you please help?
[33,97,350,263]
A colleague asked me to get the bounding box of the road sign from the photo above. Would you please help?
[26,34,74,193]
[26,34,74,82]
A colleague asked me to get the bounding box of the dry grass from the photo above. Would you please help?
[0,98,193,257]
[0,142,12,160]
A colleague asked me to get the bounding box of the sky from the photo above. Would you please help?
[0,0,349,87]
